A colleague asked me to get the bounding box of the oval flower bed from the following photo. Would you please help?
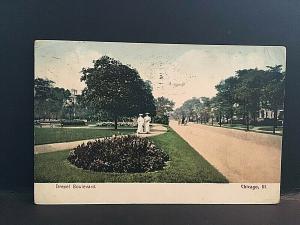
[67,135,169,173]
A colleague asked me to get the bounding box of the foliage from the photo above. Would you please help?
[198,97,211,123]
[173,65,285,133]
[155,96,175,116]
[261,66,285,122]
[255,118,282,126]
[234,69,266,127]
[182,97,202,117]
[174,97,202,121]
[34,78,71,120]
[215,76,238,121]
[152,115,169,125]
[95,121,136,127]
[61,120,87,126]
[67,136,169,173]
[80,56,156,129]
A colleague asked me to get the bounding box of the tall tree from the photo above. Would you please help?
[234,69,266,130]
[50,87,71,119]
[261,65,285,134]
[155,96,175,116]
[209,96,220,126]
[34,78,54,119]
[180,97,202,121]
[215,76,238,123]
[211,95,225,126]
[80,56,156,129]
[34,78,71,120]
[203,97,212,123]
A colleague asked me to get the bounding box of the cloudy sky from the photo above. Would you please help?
[35,40,285,107]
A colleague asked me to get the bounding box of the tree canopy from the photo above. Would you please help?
[80,56,156,129]
[34,78,71,120]
[155,96,175,116]
[173,65,285,133]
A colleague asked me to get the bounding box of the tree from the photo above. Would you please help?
[50,87,71,119]
[180,97,202,121]
[172,107,184,121]
[261,65,285,134]
[212,65,285,133]
[34,78,71,120]
[209,96,220,126]
[71,93,96,120]
[197,97,211,124]
[234,69,266,130]
[155,96,175,116]
[34,78,54,119]
[80,56,156,129]
[215,76,238,123]
[211,95,224,127]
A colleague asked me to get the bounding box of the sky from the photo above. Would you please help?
[35,40,286,107]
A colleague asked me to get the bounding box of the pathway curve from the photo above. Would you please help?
[34,124,167,154]
[169,120,282,183]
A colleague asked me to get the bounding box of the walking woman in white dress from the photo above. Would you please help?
[144,113,151,133]
[137,114,144,134]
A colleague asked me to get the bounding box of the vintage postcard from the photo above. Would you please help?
[34,40,285,204]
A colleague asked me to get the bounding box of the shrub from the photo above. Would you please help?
[231,119,245,124]
[95,121,136,127]
[61,120,87,126]
[95,122,114,127]
[255,118,282,126]
[67,136,169,173]
[152,115,169,125]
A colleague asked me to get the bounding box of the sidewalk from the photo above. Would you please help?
[34,124,167,154]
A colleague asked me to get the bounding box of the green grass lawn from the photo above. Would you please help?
[222,123,254,129]
[34,128,228,183]
[207,123,283,135]
[256,126,283,132]
[34,127,135,145]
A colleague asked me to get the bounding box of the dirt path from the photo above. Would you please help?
[169,120,282,183]
[34,124,167,154]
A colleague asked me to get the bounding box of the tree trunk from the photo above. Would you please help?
[273,110,278,134]
[114,116,118,130]
[219,113,222,127]
[246,113,250,131]
[243,99,246,125]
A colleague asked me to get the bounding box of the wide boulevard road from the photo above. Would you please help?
[170,120,282,183]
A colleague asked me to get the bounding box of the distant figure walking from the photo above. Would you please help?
[178,118,181,125]
[184,117,188,125]
[137,114,144,134]
[144,113,151,133]
[181,115,185,125]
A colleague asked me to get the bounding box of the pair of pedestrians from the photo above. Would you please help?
[137,113,151,134]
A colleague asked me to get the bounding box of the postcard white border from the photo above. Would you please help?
[34,183,280,204]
